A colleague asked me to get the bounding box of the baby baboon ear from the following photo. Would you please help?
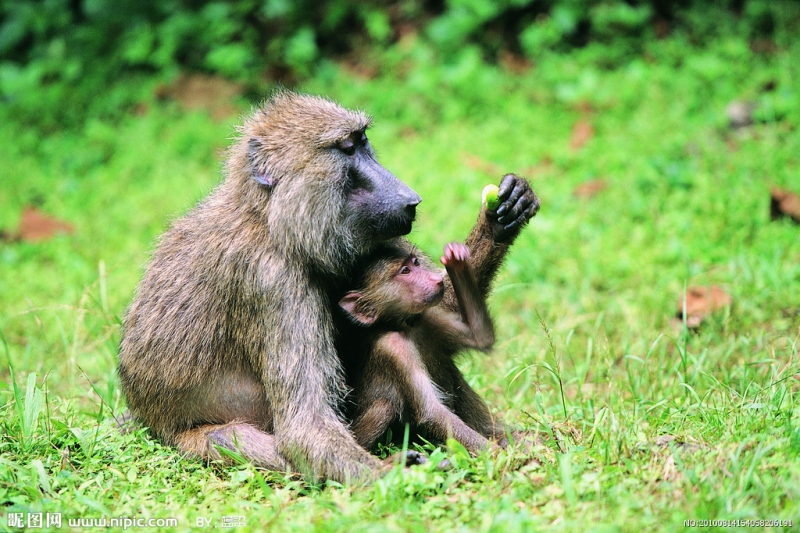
[248,138,276,187]
[339,292,378,326]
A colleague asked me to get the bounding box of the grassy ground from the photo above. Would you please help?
[1,32,799,532]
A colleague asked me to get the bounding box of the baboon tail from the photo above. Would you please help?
[176,422,292,472]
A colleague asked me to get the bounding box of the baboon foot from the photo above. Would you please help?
[176,422,292,472]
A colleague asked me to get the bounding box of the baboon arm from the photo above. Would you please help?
[445,258,495,350]
[262,278,382,482]
[441,174,538,312]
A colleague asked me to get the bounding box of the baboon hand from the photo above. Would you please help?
[487,173,540,242]
[382,450,429,470]
[441,242,470,268]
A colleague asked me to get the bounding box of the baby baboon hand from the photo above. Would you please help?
[441,242,470,268]
[487,173,540,242]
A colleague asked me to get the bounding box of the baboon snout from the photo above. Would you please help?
[402,192,421,219]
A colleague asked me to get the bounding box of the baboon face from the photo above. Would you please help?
[338,128,421,239]
[387,253,445,313]
[241,93,421,265]
[339,247,444,327]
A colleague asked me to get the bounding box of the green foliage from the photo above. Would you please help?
[2,0,799,130]
[1,5,800,530]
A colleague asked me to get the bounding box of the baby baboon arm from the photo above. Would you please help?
[442,243,495,350]
[419,402,491,454]
[406,354,490,453]
[386,333,490,454]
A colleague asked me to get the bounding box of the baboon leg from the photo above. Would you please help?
[176,422,291,471]
[451,372,506,440]
[113,410,140,433]
[404,356,491,454]
[421,403,490,454]
[352,398,396,451]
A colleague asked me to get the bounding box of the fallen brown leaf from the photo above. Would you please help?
[572,100,593,115]
[654,16,670,39]
[569,120,594,151]
[499,50,533,75]
[156,73,243,120]
[462,153,501,176]
[340,59,379,80]
[750,39,778,54]
[676,285,732,329]
[770,187,800,223]
[16,206,75,242]
[573,179,607,199]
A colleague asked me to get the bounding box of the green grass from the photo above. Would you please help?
[1,32,799,532]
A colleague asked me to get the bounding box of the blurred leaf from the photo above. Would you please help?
[676,286,733,329]
[205,43,253,78]
[573,179,607,199]
[770,187,800,223]
[570,120,594,151]
[16,206,75,243]
[364,10,391,43]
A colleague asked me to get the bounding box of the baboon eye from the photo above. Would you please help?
[411,256,420,267]
[338,138,356,156]
[399,266,411,275]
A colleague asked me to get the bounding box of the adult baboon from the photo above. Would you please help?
[338,173,540,450]
[118,92,422,483]
[339,240,497,454]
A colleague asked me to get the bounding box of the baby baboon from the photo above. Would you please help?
[338,173,540,451]
[339,240,497,454]
[118,92,422,483]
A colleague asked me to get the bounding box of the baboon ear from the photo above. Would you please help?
[248,138,276,187]
[339,292,377,326]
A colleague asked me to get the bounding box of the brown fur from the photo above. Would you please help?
[338,174,540,451]
[339,241,497,453]
[118,92,421,483]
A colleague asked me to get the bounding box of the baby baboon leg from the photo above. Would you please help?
[422,404,490,454]
[352,398,396,451]
[176,423,291,471]
[451,373,505,439]
[405,361,490,454]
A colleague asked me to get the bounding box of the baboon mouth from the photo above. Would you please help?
[427,288,445,305]
[378,217,414,238]
[396,221,413,236]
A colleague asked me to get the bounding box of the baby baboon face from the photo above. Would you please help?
[388,253,445,313]
[339,244,445,328]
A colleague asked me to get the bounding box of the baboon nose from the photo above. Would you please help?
[404,193,421,217]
